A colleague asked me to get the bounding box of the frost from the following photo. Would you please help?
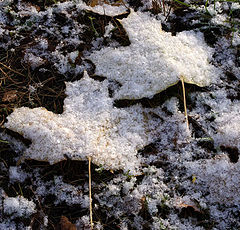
[88,10,218,100]
[3,196,36,218]
[193,91,240,150]
[186,155,240,205]
[4,72,160,172]
[9,166,29,183]
[213,102,240,150]
[104,22,115,38]
[24,53,45,70]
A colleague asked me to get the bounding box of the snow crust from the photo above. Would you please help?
[4,72,159,172]
[88,10,219,99]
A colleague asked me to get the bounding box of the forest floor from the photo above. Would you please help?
[0,0,240,229]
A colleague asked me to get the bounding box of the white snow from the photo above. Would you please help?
[88,10,219,100]
[69,51,79,63]
[9,166,29,183]
[24,53,45,70]
[213,101,240,150]
[1,0,240,229]
[232,31,240,46]
[187,155,240,205]
[4,71,160,172]
[85,3,128,16]
[104,22,115,38]
[3,196,36,218]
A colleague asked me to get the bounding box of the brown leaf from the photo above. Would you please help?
[178,202,201,213]
[112,0,125,7]
[2,90,18,102]
[60,216,77,230]
[89,0,106,7]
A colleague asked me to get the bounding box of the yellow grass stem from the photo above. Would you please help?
[88,156,93,230]
[180,76,189,130]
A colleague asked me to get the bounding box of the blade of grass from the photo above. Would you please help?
[172,0,190,7]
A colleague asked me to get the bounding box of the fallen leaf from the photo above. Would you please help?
[89,0,108,7]
[60,216,77,230]
[178,201,201,213]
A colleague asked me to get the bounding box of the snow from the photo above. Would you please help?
[4,71,161,172]
[104,22,115,37]
[232,31,240,46]
[191,90,240,151]
[84,3,128,16]
[213,102,240,150]
[9,166,29,183]
[3,196,36,218]
[186,155,240,205]
[33,175,89,206]
[0,0,240,229]
[24,53,45,70]
[88,10,219,100]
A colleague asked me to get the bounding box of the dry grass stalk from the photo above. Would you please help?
[88,156,93,230]
[180,75,189,130]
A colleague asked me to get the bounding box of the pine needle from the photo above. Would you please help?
[0,61,25,77]
[88,156,93,230]
[180,76,189,130]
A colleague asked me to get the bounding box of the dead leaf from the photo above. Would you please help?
[89,0,107,7]
[60,216,77,230]
[178,202,201,213]
[110,0,125,6]
[2,90,18,102]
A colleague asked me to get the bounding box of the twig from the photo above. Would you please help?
[88,156,93,230]
[180,76,189,130]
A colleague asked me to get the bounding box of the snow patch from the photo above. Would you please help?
[187,155,240,205]
[4,72,160,172]
[3,196,36,218]
[88,10,219,100]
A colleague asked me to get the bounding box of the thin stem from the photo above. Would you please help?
[180,76,189,130]
[88,156,93,230]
